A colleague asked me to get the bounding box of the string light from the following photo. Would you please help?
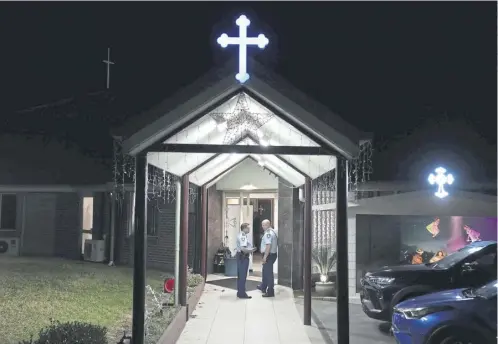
[112,139,197,207]
[210,92,274,144]
[311,141,373,252]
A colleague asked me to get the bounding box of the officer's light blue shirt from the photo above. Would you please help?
[260,228,278,253]
[236,232,252,252]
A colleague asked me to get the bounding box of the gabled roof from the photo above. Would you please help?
[117,58,368,159]
[0,134,111,185]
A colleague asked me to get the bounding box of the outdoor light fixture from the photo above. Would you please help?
[428,167,454,199]
[240,183,257,190]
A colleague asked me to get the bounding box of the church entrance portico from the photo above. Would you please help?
[116,57,367,343]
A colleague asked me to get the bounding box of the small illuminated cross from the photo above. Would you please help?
[428,167,454,199]
[102,48,115,90]
[217,15,269,83]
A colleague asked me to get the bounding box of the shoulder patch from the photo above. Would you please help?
[266,234,271,238]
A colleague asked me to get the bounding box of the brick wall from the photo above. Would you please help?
[54,193,81,259]
[22,193,57,256]
[206,186,222,274]
[277,178,302,289]
[118,179,199,273]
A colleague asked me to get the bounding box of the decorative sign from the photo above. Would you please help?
[428,167,454,199]
[164,278,175,293]
[217,15,269,83]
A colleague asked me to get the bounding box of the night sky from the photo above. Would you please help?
[0,2,496,182]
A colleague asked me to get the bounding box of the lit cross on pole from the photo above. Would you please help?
[102,48,115,89]
[428,167,454,199]
[217,15,269,83]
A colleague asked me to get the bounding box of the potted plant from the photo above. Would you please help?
[312,246,336,297]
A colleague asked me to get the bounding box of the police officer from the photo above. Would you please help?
[257,219,278,297]
[236,223,253,299]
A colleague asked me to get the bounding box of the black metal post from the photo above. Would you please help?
[303,177,312,326]
[336,158,349,344]
[179,174,190,306]
[131,153,148,344]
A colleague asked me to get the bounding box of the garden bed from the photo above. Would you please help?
[156,282,205,344]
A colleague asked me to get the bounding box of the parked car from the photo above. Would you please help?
[392,280,497,344]
[360,240,497,322]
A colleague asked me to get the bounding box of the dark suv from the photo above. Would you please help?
[360,241,497,322]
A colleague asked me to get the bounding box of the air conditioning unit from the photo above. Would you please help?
[83,240,105,262]
[0,238,20,256]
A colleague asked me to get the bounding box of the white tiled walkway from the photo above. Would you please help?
[177,275,312,344]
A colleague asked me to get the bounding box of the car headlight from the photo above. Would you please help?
[370,277,395,286]
[394,305,453,319]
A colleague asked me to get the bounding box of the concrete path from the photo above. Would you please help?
[177,275,313,344]
[295,298,395,344]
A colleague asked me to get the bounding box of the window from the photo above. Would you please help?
[226,198,240,205]
[0,194,17,230]
[147,199,159,236]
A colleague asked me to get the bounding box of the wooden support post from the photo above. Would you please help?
[131,153,148,344]
[201,186,208,279]
[303,177,312,326]
[336,158,349,344]
[179,174,190,306]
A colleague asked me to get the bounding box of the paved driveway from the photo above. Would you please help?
[295,299,394,344]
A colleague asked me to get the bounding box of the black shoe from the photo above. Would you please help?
[257,285,265,292]
[237,294,252,299]
[262,293,275,298]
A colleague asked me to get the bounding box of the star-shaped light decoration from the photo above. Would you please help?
[210,93,274,144]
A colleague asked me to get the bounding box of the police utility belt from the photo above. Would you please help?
[236,252,249,259]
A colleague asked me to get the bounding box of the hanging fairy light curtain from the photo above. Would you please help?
[112,139,198,214]
[311,141,373,250]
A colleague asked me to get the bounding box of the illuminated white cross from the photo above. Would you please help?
[217,15,269,84]
[428,167,454,199]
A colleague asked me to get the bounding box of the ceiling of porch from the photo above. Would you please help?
[147,92,336,186]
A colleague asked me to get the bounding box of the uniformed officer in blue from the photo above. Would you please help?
[257,219,278,297]
[236,223,255,299]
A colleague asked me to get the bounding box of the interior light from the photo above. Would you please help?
[240,183,257,190]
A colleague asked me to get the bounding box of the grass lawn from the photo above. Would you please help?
[0,257,171,344]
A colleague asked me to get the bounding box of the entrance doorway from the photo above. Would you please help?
[81,197,94,255]
[222,192,278,276]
